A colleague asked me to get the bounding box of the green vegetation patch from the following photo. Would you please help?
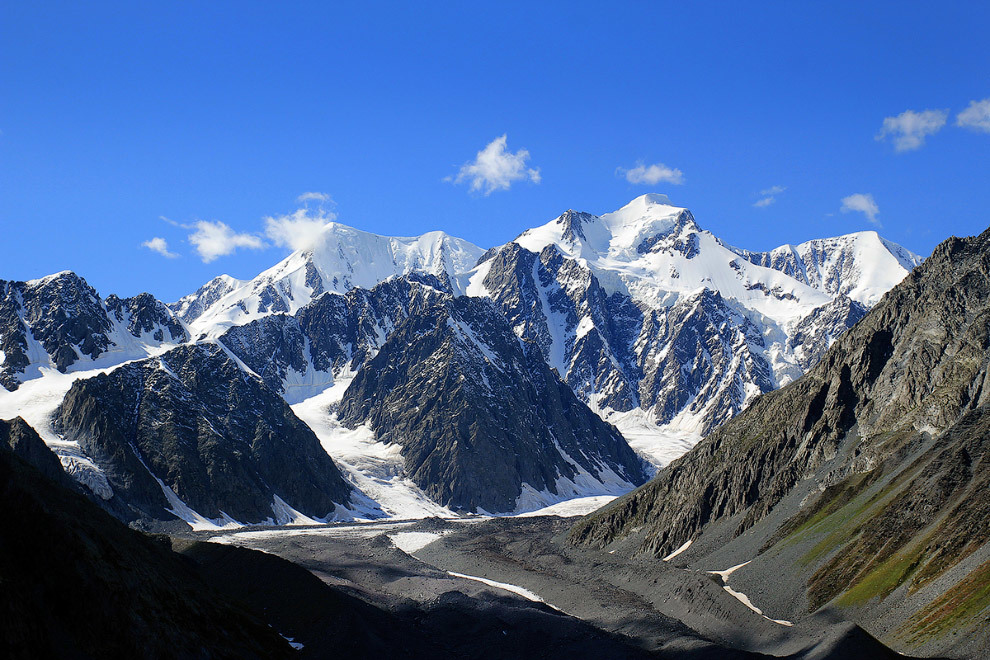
[796,472,908,567]
[836,541,927,607]
[903,558,990,643]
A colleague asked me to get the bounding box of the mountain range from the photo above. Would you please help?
[0,194,921,525]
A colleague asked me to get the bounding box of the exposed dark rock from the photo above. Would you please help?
[219,314,309,393]
[0,416,74,489]
[105,292,187,342]
[54,343,351,525]
[788,296,867,370]
[218,275,450,397]
[298,274,450,374]
[0,273,111,387]
[636,288,775,434]
[337,296,647,513]
[1,273,189,391]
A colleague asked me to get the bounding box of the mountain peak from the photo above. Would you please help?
[631,192,673,206]
[178,221,484,336]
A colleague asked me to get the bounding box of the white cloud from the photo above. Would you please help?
[264,207,337,252]
[449,135,541,195]
[141,237,179,258]
[754,185,786,208]
[297,191,333,204]
[840,193,880,226]
[619,161,684,185]
[876,108,948,152]
[956,98,990,133]
[188,221,265,263]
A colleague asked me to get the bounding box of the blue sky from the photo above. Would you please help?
[2,2,988,301]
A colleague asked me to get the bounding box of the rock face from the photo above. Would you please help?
[337,296,648,513]
[0,272,187,391]
[569,227,990,655]
[218,274,449,400]
[105,292,187,343]
[217,274,647,512]
[54,343,351,525]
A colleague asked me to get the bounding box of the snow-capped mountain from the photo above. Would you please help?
[730,230,924,306]
[507,194,833,323]
[0,194,923,528]
[336,294,647,512]
[0,272,187,391]
[174,223,484,338]
[456,194,920,442]
[54,343,353,526]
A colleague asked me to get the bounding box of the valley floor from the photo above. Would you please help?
[192,515,912,659]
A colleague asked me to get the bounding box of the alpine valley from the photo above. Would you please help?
[9,194,988,659]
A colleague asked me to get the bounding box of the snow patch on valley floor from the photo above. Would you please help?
[707,560,750,581]
[707,560,793,627]
[514,495,618,518]
[721,587,792,626]
[447,571,560,611]
[662,539,693,562]
[389,531,448,554]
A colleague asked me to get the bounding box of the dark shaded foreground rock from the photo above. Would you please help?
[0,424,294,660]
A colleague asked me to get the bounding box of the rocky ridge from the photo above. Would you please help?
[336,295,648,512]
[54,343,352,525]
[0,272,187,391]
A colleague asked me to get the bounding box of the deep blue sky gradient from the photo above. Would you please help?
[2,2,988,300]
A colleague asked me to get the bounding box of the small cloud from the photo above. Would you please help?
[159,215,185,228]
[297,191,333,204]
[840,193,880,226]
[265,207,337,252]
[619,161,684,186]
[876,108,948,152]
[754,185,786,208]
[141,237,179,259]
[956,98,990,133]
[448,134,541,195]
[188,221,265,263]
